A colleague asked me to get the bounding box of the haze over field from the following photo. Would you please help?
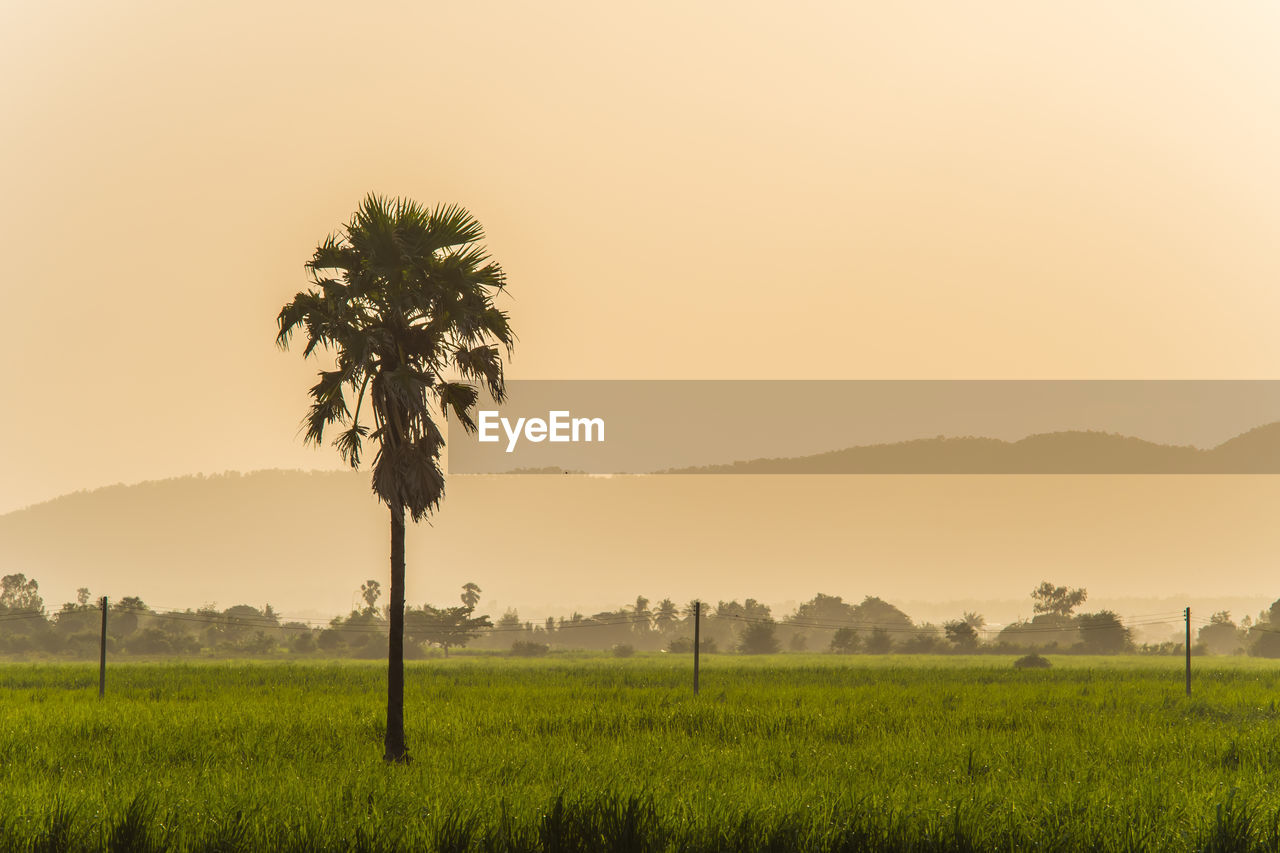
[3,470,1278,623]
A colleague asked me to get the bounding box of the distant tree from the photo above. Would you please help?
[793,593,856,625]
[360,580,382,615]
[1249,622,1280,658]
[510,640,549,657]
[1198,610,1240,655]
[126,627,174,655]
[830,628,861,654]
[944,619,979,651]
[126,626,200,656]
[405,605,492,656]
[849,596,913,632]
[461,582,482,610]
[632,596,652,635]
[1078,611,1131,653]
[223,604,275,640]
[653,599,679,633]
[317,628,345,652]
[788,633,808,652]
[667,636,716,654]
[737,620,780,654]
[962,611,985,630]
[53,600,97,634]
[497,609,522,631]
[0,574,43,613]
[715,599,772,621]
[865,627,893,654]
[898,624,944,654]
[1030,582,1088,619]
[277,195,513,762]
[225,604,269,621]
[109,596,149,638]
[76,587,91,608]
[290,631,317,654]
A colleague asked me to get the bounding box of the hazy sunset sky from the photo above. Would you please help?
[3,1,1280,513]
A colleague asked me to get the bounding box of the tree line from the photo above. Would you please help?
[2,573,1275,659]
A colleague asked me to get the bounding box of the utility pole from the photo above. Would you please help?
[1185,606,1191,697]
[693,600,701,696]
[99,596,108,698]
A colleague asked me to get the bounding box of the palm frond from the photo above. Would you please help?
[376,368,433,420]
[334,424,369,468]
[435,382,480,432]
[303,370,351,445]
[426,204,485,251]
[371,439,445,521]
[452,346,504,402]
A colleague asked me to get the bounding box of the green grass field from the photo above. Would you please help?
[3,654,1280,851]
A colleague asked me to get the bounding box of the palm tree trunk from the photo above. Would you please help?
[384,503,409,763]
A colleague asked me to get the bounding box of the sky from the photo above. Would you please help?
[3,1,1280,515]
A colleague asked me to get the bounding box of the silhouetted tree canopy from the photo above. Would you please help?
[737,620,780,654]
[1031,582,1088,618]
[1078,611,1131,654]
[944,619,979,650]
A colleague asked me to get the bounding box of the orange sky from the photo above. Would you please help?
[3,2,1280,513]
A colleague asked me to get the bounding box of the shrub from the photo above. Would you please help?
[352,640,386,659]
[944,620,980,651]
[830,628,861,654]
[64,630,102,659]
[316,629,344,652]
[1014,653,1052,669]
[231,631,277,656]
[666,637,716,654]
[510,641,549,657]
[737,621,781,655]
[170,634,202,654]
[1249,631,1280,658]
[865,627,893,654]
[612,644,635,658]
[125,628,174,655]
[289,632,316,654]
[898,633,944,654]
[1,634,35,654]
[1078,611,1131,654]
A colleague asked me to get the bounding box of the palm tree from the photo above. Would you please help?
[653,598,679,634]
[461,582,482,610]
[632,595,652,636]
[277,194,513,762]
[360,579,382,615]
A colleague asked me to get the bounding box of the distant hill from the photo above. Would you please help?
[5,461,1280,619]
[662,422,1280,474]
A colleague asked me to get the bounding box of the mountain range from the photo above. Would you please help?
[4,424,1280,620]
[662,422,1280,474]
